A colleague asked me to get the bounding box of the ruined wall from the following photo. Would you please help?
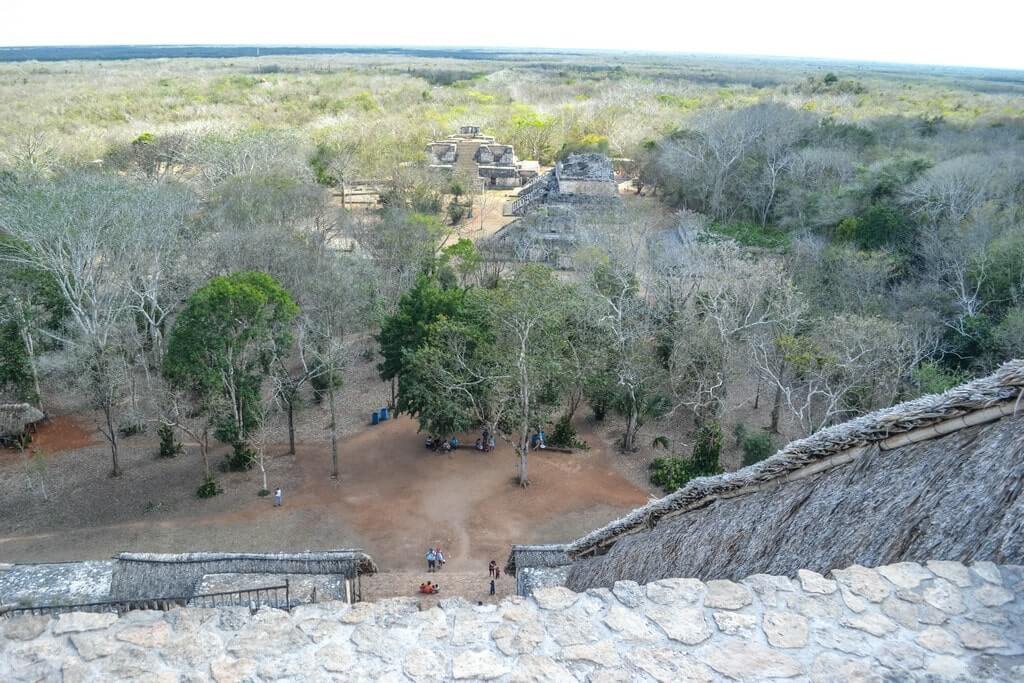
[3,561,1022,682]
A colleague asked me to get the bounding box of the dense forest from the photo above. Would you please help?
[1,52,1022,492]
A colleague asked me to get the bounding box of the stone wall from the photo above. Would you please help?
[2,561,1022,682]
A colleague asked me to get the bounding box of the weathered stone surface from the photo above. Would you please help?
[974,584,1014,607]
[704,579,752,609]
[507,654,574,682]
[2,560,1022,683]
[923,578,967,615]
[562,639,622,667]
[713,610,758,636]
[210,655,257,683]
[877,562,933,590]
[625,647,714,683]
[491,619,545,655]
[809,652,882,683]
[452,649,509,680]
[3,615,48,640]
[70,632,120,661]
[953,622,1007,650]
[763,610,809,648]
[612,580,644,608]
[403,647,447,682]
[52,611,117,634]
[927,560,972,587]
[797,569,837,595]
[645,605,712,644]
[699,640,803,680]
[916,626,961,654]
[970,561,1003,585]
[603,604,659,642]
[645,577,705,605]
[841,611,898,637]
[532,586,578,610]
[831,566,892,603]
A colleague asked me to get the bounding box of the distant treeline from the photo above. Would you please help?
[0,45,572,63]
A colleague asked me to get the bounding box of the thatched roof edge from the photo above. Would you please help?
[508,359,1024,572]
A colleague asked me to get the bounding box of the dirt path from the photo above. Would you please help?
[0,415,651,577]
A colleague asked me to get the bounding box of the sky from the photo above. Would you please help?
[3,0,1023,70]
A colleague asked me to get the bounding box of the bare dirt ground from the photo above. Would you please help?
[0,362,651,601]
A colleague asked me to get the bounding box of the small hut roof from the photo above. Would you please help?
[110,550,377,600]
[0,403,44,436]
[506,359,1024,575]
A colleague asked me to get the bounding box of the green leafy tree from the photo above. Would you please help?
[164,271,299,454]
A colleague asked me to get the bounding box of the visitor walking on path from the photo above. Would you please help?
[436,547,446,569]
[426,548,437,572]
[489,578,496,595]
[273,488,282,507]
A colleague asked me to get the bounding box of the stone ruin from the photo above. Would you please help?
[426,125,539,189]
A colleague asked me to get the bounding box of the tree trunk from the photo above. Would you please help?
[769,358,786,434]
[199,428,211,478]
[103,403,121,477]
[623,406,639,452]
[328,381,339,479]
[753,377,762,410]
[517,442,529,487]
[390,376,397,411]
[287,401,296,455]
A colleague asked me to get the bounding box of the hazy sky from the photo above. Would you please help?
[4,0,1023,70]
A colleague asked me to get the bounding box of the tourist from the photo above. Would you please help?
[475,438,483,451]
[539,430,547,449]
[482,428,490,452]
[490,578,496,595]
[489,435,496,451]
[426,548,436,572]
[425,436,434,450]
[441,440,451,454]
[530,432,539,449]
[449,436,458,450]
[273,488,282,507]
[436,547,446,569]
[488,560,497,578]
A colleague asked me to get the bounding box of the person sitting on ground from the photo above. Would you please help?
[475,438,483,451]
[482,429,490,451]
[450,436,458,450]
[442,440,451,453]
[539,430,547,449]
[425,436,434,450]
[530,432,539,449]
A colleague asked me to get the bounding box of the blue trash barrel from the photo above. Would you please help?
[379,406,389,421]
[371,412,379,425]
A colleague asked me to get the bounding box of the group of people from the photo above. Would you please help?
[424,436,458,453]
[425,547,446,572]
[475,428,497,452]
[488,559,502,595]
[418,581,441,595]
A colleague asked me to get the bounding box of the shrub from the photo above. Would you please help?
[157,423,183,459]
[196,475,223,498]
[649,457,696,492]
[118,420,145,437]
[741,430,775,467]
[708,222,790,249]
[222,442,256,472]
[911,362,968,396]
[691,421,724,476]
[548,415,588,449]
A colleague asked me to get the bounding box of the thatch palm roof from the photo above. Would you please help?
[507,359,1024,582]
[0,403,44,437]
[110,550,377,600]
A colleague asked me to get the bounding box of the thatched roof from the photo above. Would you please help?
[0,403,44,437]
[507,359,1024,577]
[110,550,377,600]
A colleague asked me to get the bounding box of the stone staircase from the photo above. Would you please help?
[454,141,482,180]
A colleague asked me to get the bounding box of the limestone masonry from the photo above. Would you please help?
[3,560,1022,681]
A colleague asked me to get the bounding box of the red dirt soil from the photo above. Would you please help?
[25,415,96,453]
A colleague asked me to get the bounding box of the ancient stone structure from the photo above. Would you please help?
[426,126,538,188]
[2,561,1021,681]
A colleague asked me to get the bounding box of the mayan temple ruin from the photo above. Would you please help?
[3,361,1023,681]
[426,125,539,189]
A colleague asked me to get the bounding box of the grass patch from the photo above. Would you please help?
[708,222,791,249]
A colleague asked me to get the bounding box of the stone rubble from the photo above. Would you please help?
[1,561,1022,682]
